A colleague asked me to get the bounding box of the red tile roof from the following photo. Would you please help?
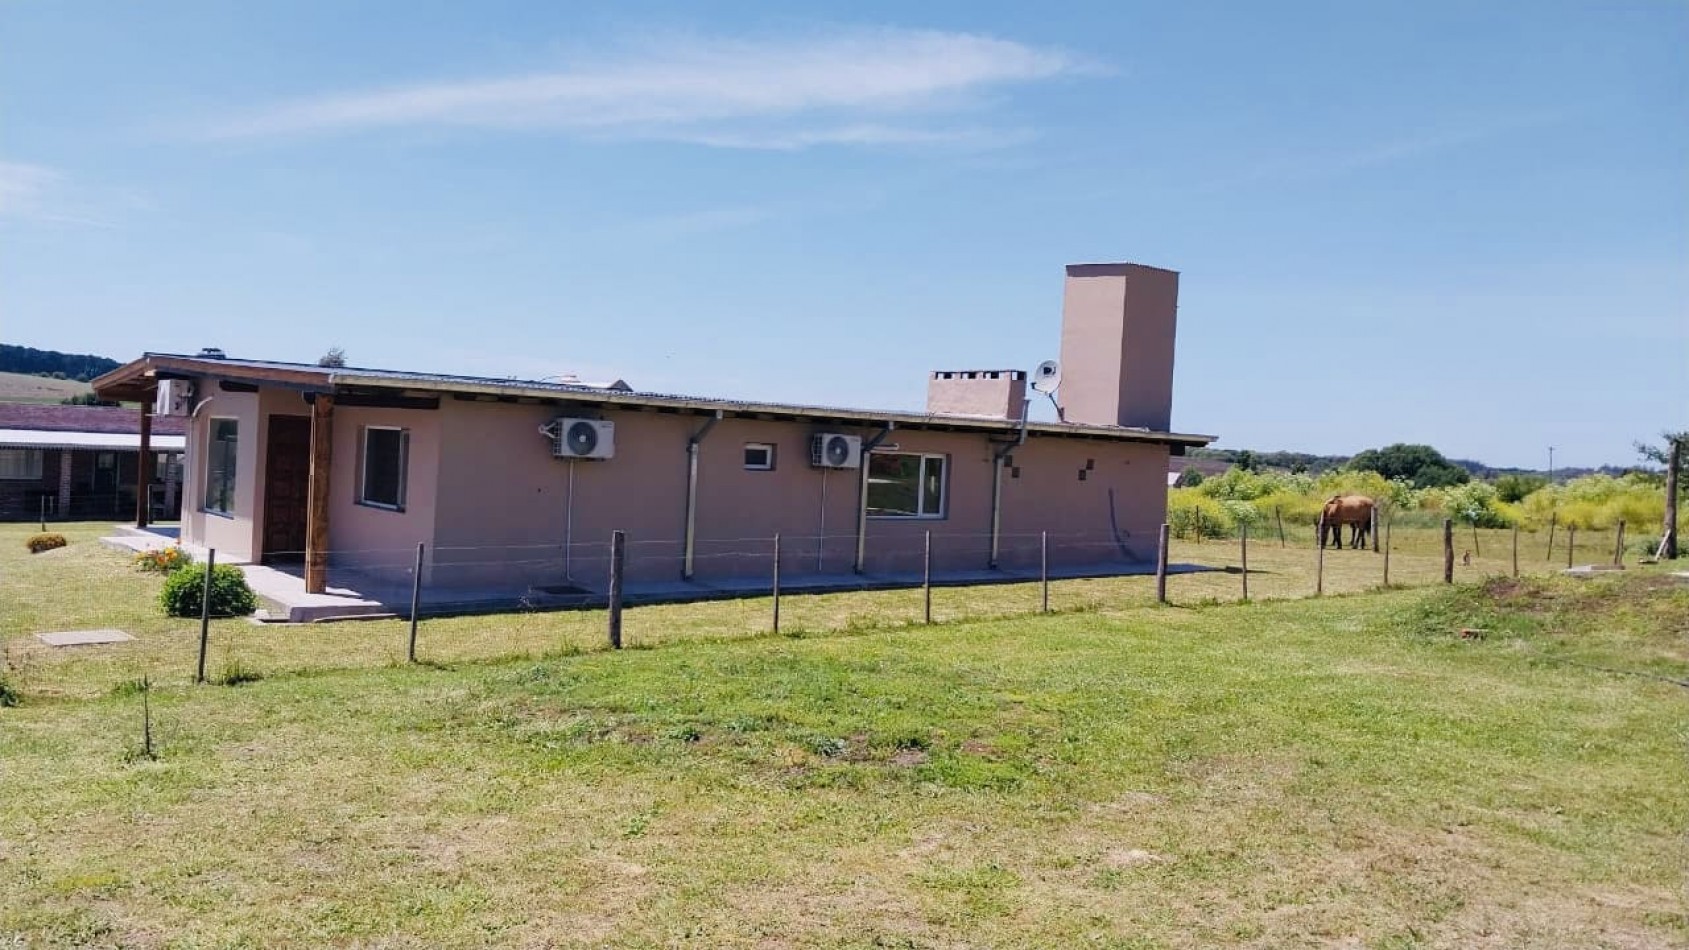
[0,403,187,436]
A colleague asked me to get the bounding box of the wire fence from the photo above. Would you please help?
[0,518,1657,699]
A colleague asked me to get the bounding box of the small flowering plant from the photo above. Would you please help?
[134,545,191,574]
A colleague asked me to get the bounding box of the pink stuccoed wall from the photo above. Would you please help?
[327,404,443,578]
[179,385,1173,592]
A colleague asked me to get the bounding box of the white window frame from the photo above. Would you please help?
[203,417,238,516]
[0,448,43,481]
[743,442,776,471]
[865,451,948,520]
[357,426,410,511]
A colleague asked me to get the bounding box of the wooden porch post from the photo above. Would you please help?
[305,395,334,594]
[135,401,154,528]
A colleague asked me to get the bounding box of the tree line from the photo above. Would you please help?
[0,344,119,382]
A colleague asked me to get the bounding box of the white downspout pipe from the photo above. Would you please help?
[682,411,723,580]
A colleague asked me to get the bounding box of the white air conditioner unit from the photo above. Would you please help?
[810,433,862,469]
[154,379,192,417]
[547,418,615,460]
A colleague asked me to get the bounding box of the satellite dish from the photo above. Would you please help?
[565,420,600,456]
[1031,359,1062,394]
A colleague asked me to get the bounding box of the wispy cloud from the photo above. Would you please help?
[0,161,64,216]
[1190,110,1578,195]
[0,161,122,227]
[205,28,1086,148]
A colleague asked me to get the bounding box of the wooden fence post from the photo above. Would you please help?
[1546,513,1557,561]
[407,542,423,663]
[1155,524,1170,604]
[1442,519,1454,584]
[196,549,216,684]
[1613,520,1625,567]
[1240,523,1249,602]
[1567,525,1576,569]
[1511,525,1519,578]
[1039,530,1049,614]
[1471,522,1480,559]
[1382,518,1392,586]
[1276,506,1286,548]
[607,530,625,650]
[1315,516,1326,596]
[771,534,781,633]
[922,529,933,625]
[1371,507,1379,553]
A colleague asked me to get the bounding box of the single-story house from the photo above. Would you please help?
[93,262,1213,595]
[0,404,186,522]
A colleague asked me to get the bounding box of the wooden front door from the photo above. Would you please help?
[262,416,312,563]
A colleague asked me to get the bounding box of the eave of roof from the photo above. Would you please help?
[94,353,1217,447]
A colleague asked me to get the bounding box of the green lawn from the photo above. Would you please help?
[0,521,1620,699]
[1,524,1685,947]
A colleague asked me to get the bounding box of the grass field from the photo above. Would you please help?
[2,523,1685,947]
[0,521,1634,699]
[0,370,92,404]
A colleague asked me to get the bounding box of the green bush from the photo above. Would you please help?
[160,563,258,618]
[1169,489,1233,540]
[25,533,67,554]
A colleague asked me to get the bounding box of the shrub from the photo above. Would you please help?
[1169,489,1233,539]
[1438,482,1514,528]
[160,563,258,618]
[25,533,67,554]
[1494,473,1548,504]
[133,546,191,574]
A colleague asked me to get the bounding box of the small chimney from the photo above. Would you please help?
[198,347,226,359]
[926,370,1027,419]
[1056,263,1179,430]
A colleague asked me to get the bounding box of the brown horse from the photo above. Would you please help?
[1320,495,1376,549]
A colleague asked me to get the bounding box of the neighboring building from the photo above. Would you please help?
[0,404,186,521]
[1168,457,1233,487]
[93,262,1213,594]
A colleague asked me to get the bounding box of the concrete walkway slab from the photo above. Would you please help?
[37,629,136,647]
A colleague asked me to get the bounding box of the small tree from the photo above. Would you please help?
[1348,443,1470,488]
[1636,431,1686,558]
[1179,466,1205,487]
[317,347,347,368]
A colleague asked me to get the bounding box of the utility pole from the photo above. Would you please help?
[1547,446,1555,484]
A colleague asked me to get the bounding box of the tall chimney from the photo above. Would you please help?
[1055,263,1179,430]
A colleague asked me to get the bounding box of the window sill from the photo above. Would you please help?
[867,514,948,521]
[356,500,406,513]
[201,508,236,520]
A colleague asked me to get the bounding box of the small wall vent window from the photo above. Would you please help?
[0,449,43,481]
[359,427,409,510]
[865,453,947,519]
[203,419,238,514]
[744,443,776,471]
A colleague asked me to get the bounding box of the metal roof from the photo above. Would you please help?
[94,353,1217,447]
[0,403,188,436]
[0,429,186,451]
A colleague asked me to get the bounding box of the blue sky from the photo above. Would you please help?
[1,1,1683,469]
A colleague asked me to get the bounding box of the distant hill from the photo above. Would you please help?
[0,344,120,382]
[0,370,94,404]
